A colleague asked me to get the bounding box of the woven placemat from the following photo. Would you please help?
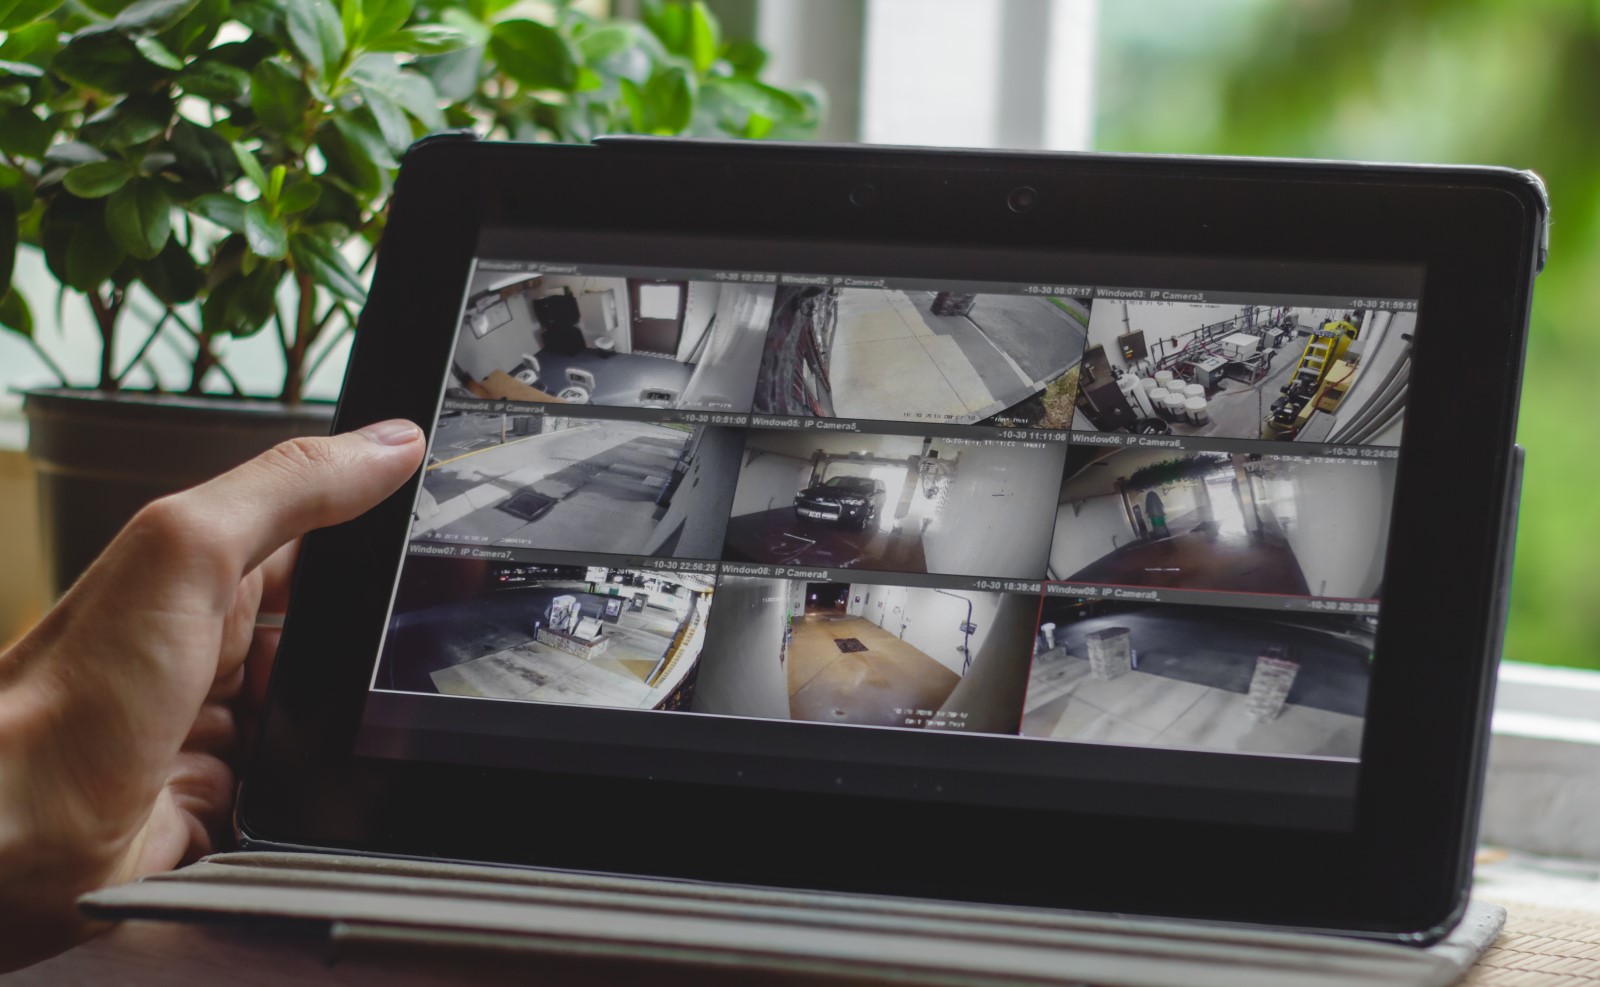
[1464,901,1600,985]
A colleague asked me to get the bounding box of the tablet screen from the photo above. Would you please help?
[358,232,1418,831]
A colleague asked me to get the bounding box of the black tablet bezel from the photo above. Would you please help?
[239,138,1543,942]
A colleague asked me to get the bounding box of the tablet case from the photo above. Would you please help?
[80,851,1505,987]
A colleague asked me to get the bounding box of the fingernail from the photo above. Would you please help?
[357,419,422,446]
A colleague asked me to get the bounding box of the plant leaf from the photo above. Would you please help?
[135,237,203,304]
[356,80,413,152]
[106,179,172,259]
[577,24,632,64]
[687,1,719,74]
[0,192,15,298]
[231,142,270,191]
[618,75,649,131]
[251,58,311,134]
[53,29,172,94]
[0,106,52,157]
[0,0,63,31]
[0,22,61,66]
[276,180,321,214]
[0,161,32,213]
[285,0,345,78]
[79,92,172,148]
[488,19,577,91]
[244,199,288,259]
[388,69,444,128]
[0,59,44,80]
[289,230,365,304]
[63,160,132,198]
[365,24,470,55]
[202,263,281,339]
[0,288,31,339]
[340,0,362,49]
[189,192,246,231]
[168,119,241,187]
[360,0,414,44]
[721,38,765,76]
[53,198,127,292]
[176,59,250,103]
[113,0,200,34]
[133,34,183,70]
[640,0,688,55]
[645,66,694,134]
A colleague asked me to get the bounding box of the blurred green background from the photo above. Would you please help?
[1097,0,1600,671]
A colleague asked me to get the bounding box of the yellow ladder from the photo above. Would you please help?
[1291,320,1358,387]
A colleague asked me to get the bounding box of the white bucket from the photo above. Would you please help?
[1183,383,1204,399]
[1149,387,1171,416]
[1186,396,1209,424]
[1165,393,1188,419]
[1154,370,1174,389]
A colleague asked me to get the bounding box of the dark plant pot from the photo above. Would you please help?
[23,388,335,599]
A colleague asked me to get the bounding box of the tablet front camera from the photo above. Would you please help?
[848,183,879,208]
[1007,185,1039,213]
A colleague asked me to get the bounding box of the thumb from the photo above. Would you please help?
[7,420,423,855]
[151,418,428,601]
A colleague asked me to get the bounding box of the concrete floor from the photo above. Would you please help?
[429,412,522,464]
[1041,610,1372,716]
[377,583,689,708]
[1024,614,1363,755]
[534,350,694,408]
[787,614,960,727]
[825,291,1081,424]
[722,507,931,572]
[1063,507,1312,595]
[412,420,692,554]
[1022,610,1368,757]
[1023,659,1364,756]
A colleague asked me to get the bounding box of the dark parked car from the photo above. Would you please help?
[794,475,886,530]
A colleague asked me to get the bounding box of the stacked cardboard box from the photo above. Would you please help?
[1247,648,1299,721]
[1086,627,1134,680]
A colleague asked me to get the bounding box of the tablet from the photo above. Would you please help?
[241,136,1544,943]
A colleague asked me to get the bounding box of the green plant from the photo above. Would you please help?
[0,0,819,403]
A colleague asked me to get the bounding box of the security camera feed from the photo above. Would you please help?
[375,556,712,710]
[1073,303,1414,445]
[1023,598,1371,758]
[366,247,1427,817]
[693,576,1037,733]
[451,268,775,412]
[750,285,1090,426]
[721,429,1066,578]
[411,411,741,560]
[1048,446,1395,599]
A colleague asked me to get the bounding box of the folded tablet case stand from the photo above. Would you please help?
[80,851,1503,986]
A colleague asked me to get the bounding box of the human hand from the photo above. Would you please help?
[0,420,425,971]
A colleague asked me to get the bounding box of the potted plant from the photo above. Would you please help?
[0,0,818,595]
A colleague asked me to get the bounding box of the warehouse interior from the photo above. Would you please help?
[1049,446,1396,598]
[1021,598,1371,757]
[1072,302,1414,445]
[375,558,713,711]
[451,267,774,412]
[692,576,1036,732]
[720,430,1063,578]
[412,413,741,559]
[750,285,1088,425]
